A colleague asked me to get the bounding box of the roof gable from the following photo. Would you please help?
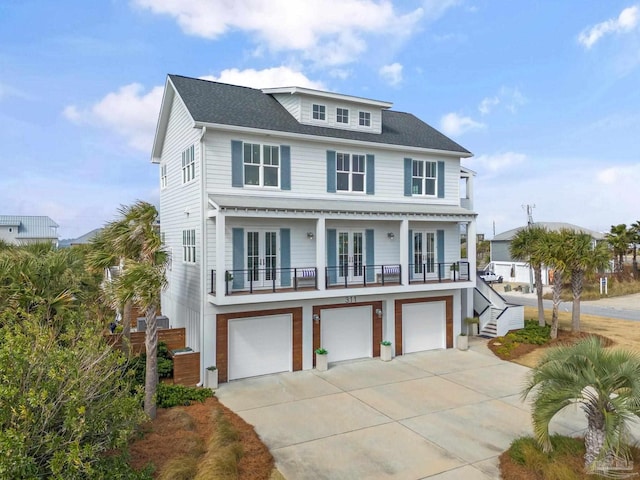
[0,215,59,239]
[492,222,605,241]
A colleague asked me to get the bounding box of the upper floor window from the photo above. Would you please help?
[182,229,196,263]
[412,160,437,196]
[182,145,195,184]
[359,111,371,127]
[160,163,167,189]
[336,153,365,192]
[244,143,279,187]
[336,108,349,124]
[312,104,326,120]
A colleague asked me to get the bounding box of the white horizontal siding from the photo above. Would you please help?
[272,93,301,121]
[298,98,382,134]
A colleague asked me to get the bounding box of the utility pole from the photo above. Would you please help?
[522,204,536,291]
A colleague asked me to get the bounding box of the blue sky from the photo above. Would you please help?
[1,1,639,239]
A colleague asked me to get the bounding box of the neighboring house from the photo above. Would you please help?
[152,75,478,383]
[488,222,605,285]
[0,215,59,246]
[59,227,102,248]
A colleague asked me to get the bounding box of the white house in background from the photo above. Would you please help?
[0,215,59,246]
[488,222,605,285]
[151,74,478,383]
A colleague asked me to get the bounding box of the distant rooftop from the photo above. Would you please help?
[492,222,605,241]
[0,215,59,239]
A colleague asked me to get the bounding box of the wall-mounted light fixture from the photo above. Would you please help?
[307,232,314,240]
[387,232,395,240]
[375,308,383,318]
[312,313,320,322]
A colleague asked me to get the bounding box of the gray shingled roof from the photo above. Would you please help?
[168,75,471,155]
[0,215,59,239]
[492,222,605,241]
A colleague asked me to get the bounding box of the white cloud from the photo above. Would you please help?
[201,66,324,89]
[478,87,526,115]
[578,5,640,49]
[379,63,403,86]
[422,0,461,20]
[478,96,499,115]
[0,82,29,102]
[132,0,424,65]
[439,112,485,136]
[470,151,526,173]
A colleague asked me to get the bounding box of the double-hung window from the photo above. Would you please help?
[312,103,326,120]
[412,160,437,196]
[182,229,196,263]
[336,153,365,192]
[336,107,349,124]
[182,145,195,184]
[160,163,167,189]
[359,111,371,127]
[244,143,279,187]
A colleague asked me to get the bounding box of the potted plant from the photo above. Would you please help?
[464,316,480,336]
[315,348,328,371]
[380,340,392,362]
[457,332,469,351]
[205,365,218,389]
[225,271,234,294]
[450,263,459,280]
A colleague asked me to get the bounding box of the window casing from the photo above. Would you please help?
[182,229,196,263]
[359,111,371,127]
[243,143,280,187]
[312,104,326,120]
[336,107,349,124]
[181,145,195,184]
[336,153,365,192]
[160,163,167,189]
[412,160,437,196]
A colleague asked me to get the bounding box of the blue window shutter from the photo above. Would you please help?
[327,229,337,284]
[232,228,244,289]
[437,229,445,278]
[280,228,291,287]
[365,229,375,283]
[437,160,445,198]
[280,145,291,190]
[231,140,243,188]
[326,150,336,193]
[408,229,413,280]
[366,154,375,195]
[404,158,412,196]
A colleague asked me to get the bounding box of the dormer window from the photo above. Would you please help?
[359,111,371,127]
[312,104,326,121]
[336,108,349,124]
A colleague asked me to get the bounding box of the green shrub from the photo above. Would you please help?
[129,341,174,385]
[156,384,213,408]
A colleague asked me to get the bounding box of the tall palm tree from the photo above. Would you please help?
[523,337,640,471]
[536,230,567,339]
[630,221,640,278]
[606,224,629,277]
[510,225,547,327]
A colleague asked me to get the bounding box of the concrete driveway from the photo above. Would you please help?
[216,339,594,479]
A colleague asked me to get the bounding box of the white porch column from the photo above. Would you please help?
[467,219,477,278]
[399,218,409,285]
[315,216,326,290]
[215,212,226,297]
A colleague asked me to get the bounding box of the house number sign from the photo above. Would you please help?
[345,296,357,303]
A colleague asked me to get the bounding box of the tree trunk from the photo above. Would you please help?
[534,265,544,326]
[584,424,607,470]
[144,305,158,420]
[121,300,132,358]
[571,269,583,332]
[550,271,562,339]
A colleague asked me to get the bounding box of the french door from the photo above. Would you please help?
[337,230,365,283]
[246,230,279,287]
[413,231,436,278]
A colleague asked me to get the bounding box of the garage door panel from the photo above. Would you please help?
[228,314,292,380]
[321,306,372,363]
[403,302,446,354]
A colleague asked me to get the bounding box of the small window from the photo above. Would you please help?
[160,163,167,189]
[336,107,349,124]
[181,145,195,184]
[412,160,437,196]
[312,104,326,120]
[244,143,280,187]
[359,111,371,127]
[182,229,196,263]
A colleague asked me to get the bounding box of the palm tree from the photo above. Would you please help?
[606,224,629,277]
[510,225,547,327]
[536,230,567,339]
[523,337,640,471]
[630,221,640,278]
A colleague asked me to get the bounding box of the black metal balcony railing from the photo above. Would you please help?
[209,261,470,295]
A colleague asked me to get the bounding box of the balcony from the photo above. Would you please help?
[210,261,470,296]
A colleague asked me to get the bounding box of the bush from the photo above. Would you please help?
[156,384,214,409]
[129,341,174,385]
[510,320,550,345]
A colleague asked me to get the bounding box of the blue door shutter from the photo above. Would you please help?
[280,145,291,190]
[326,150,336,193]
[437,161,445,198]
[408,229,413,280]
[365,229,375,283]
[366,154,375,195]
[404,158,412,196]
[327,229,337,284]
[280,228,291,287]
[232,228,244,289]
[437,229,445,278]
[231,140,243,188]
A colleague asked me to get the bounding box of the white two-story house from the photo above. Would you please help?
[152,75,477,383]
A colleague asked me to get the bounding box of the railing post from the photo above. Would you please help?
[211,270,214,294]
[364,265,367,287]
[225,270,229,295]
[294,268,298,290]
[399,264,402,285]
[325,267,329,289]
[314,267,318,290]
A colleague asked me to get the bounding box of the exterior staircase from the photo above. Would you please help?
[474,275,524,338]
